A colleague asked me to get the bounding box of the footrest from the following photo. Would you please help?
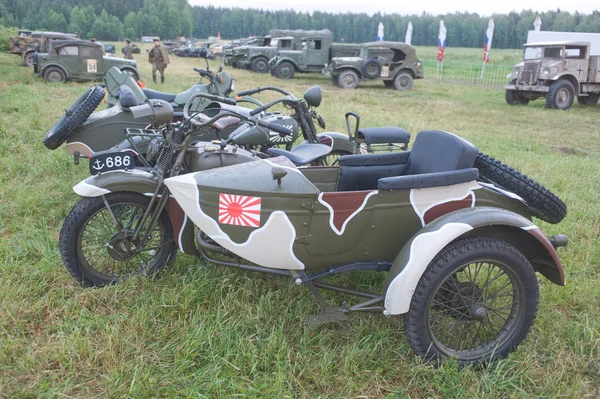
[305,308,348,325]
[357,126,411,145]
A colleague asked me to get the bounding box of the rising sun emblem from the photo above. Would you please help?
[218,194,262,227]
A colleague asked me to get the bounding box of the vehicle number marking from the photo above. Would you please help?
[87,59,97,73]
[381,66,389,78]
[89,152,134,175]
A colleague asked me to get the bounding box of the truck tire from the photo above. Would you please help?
[43,85,105,150]
[577,95,599,106]
[337,70,360,89]
[251,57,269,73]
[393,72,413,91]
[23,51,34,67]
[361,58,382,79]
[505,89,529,105]
[475,153,567,224]
[383,80,394,88]
[274,61,295,79]
[546,80,574,110]
[43,66,67,83]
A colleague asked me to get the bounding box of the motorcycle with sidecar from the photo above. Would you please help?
[58,86,569,366]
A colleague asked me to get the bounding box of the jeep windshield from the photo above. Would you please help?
[524,47,543,60]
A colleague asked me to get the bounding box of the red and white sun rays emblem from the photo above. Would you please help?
[218,194,262,227]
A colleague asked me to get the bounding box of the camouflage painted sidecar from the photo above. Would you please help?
[164,130,567,365]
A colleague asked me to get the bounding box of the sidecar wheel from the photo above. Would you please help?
[404,237,539,366]
[43,84,105,150]
[60,192,176,287]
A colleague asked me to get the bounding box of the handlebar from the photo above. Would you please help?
[237,86,295,98]
[249,97,297,116]
[193,68,213,79]
[257,120,293,135]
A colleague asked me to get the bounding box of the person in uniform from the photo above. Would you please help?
[123,38,134,60]
[148,38,170,83]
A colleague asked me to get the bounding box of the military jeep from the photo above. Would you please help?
[9,31,77,67]
[505,41,600,110]
[322,42,424,90]
[35,40,139,83]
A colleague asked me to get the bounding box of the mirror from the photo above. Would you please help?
[199,47,210,59]
[303,86,322,108]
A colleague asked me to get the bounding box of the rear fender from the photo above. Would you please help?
[384,207,565,315]
[301,132,355,154]
[72,170,198,256]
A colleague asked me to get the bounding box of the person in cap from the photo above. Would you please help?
[123,38,134,60]
[148,38,170,83]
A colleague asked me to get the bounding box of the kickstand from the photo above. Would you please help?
[303,281,347,325]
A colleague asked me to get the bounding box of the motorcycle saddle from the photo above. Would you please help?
[142,88,177,103]
[267,143,332,165]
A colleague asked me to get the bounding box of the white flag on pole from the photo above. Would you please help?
[483,18,494,62]
[405,21,413,45]
[534,16,542,31]
[377,22,384,41]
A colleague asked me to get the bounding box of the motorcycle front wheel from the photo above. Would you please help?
[60,192,176,287]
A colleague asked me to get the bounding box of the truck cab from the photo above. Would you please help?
[269,36,334,79]
[233,36,299,73]
[505,41,600,109]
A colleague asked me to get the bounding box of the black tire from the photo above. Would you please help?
[405,237,539,366]
[383,80,394,88]
[337,70,360,89]
[475,152,567,224]
[43,84,105,150]
[43,66,67,83]
[33,52,39,74]
[393,72,413,91]
[546,80,574,110]
[60,192,176,287]
[361,58,382,79]
[251,57,269,73]
[505,90,529,105]
[274,61,295,79]
[576,95,599,106]
[23,51,34,67]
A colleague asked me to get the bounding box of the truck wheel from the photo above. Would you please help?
[251,57,269,73]
[383,80,394,88]
[576,95,599,106]
[43,84,105,150]
[546,80,574,110]
[505,90,529,105]
[475,152,567,224]
[361,58,382,79]
[405,237,539,366]
[274,61,295,79]
[23,51,34,67]
[393,72,413,90]
[43,66,67,83]
[337,70,359,89]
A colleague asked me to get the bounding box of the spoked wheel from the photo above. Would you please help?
[323,149,353,166]
[60,192,176,287]
[405,237,539,366]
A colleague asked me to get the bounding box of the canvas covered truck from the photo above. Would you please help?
[505,40,600,109]
[230,35,301,72]
[9,31,76,67]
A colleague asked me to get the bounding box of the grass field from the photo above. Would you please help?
[1,44,599,398]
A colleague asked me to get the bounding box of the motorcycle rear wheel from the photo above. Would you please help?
[60,192,176,287]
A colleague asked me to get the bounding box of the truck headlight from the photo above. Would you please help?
[543,68,549,76]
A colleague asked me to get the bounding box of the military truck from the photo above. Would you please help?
[223,37,264,65]
[322,42,424,90]
[505,41,600,109]
[9,30,77,67]
[35,40,139,83]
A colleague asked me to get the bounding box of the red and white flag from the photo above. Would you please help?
[218,194,261,227]
[483,18,495,62]
[437,20,447,61]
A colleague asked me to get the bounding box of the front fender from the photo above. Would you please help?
[301,132,355,154]
[384,207,566,315]
[272,57,299,70]
[72,170,198,256]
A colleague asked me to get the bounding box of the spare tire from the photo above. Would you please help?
[43,85,105,150]
[475,153,567,224]
[361,58,382,79]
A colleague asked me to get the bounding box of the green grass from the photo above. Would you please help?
[1,45,599,398]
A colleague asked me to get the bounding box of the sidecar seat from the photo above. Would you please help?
[142,88,177,103]
[378,130,479,190]
[118,85,141,109]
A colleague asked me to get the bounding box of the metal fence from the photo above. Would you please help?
[422,60,513,89]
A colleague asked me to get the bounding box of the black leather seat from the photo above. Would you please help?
[357,126,411,145]
[267,144,332,165]
[142,88,177,103]
[118,85,140,109]
[378,130,479,190]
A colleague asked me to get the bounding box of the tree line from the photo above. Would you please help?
[1,0,599,48]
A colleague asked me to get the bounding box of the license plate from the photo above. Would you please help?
[381,66,390,78]
[89,152,135,175]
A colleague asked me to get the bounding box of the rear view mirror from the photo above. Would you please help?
[303,86,322,108]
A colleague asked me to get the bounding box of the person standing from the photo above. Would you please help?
[123,38,134,60]
[148,38,170,84]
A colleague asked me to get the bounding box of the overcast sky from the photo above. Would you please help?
[189,0,598,16]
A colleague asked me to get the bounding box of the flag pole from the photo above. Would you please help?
[480,61,485,79]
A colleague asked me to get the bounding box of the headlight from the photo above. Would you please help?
[543,68,549,76]
[230,79,236,92]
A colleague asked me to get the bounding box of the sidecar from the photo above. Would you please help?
[165,129,567,365]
